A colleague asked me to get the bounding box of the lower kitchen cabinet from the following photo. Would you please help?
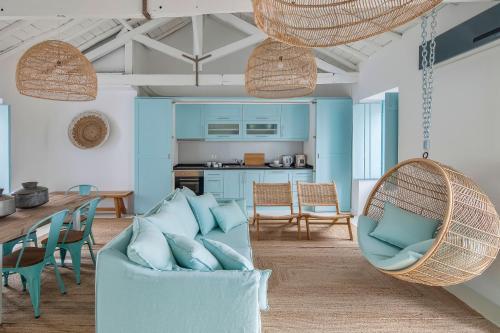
[204,169,313,208]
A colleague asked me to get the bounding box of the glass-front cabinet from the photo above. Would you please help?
[243,121,280,139]
[205,121,242,140]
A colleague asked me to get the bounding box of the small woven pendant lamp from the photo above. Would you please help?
[16,40,97,101]
[253,0,443,47]
[245,38,317,98]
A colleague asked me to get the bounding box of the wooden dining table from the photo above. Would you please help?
[0,192,98,323]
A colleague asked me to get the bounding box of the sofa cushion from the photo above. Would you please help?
[196,223,251,252]
[201,238,254,271]
[165,233,222,271]
[147,192,200,239]
[181,186,197,197]
[127,217,176,271]
[357,215,401,257]
[369,203,440,249]
[187,193,219,235]
[210,200,248,233]
[257,269,272,311]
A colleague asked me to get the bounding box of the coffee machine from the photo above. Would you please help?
[295,154,306,168]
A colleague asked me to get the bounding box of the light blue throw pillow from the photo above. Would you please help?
[165,233,222,271]
[181,186,197,197]
[257,269,272,311]
[187,193,219,235]
[210,200,248,233]
[369,203,440,249]
[127,217,176,271]
[147,192,200,239]
[201,238,254,270]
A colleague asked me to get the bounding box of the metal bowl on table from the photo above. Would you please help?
[13,182,49,209]
[0,188,16,218]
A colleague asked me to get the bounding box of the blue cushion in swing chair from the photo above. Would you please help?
[358,215,436,271]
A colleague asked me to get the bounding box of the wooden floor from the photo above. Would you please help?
[1,218,499,333]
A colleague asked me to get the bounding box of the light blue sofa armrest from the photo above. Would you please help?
[96,240,261,333]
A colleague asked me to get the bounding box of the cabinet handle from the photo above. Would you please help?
[255,117,268,120]
[216,117,230,120]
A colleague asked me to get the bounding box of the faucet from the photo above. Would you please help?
[234,159,244,166]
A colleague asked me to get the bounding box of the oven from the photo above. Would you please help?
[174,170,204,195]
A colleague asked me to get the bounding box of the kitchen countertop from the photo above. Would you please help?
[173,163,314,171]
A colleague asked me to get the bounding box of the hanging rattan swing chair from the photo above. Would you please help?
[357,10,500,286]
[361,158,500,286]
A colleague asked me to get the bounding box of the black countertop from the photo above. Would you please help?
[173,163,314,171]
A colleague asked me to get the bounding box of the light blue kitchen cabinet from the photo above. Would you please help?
[175,104,203,139]
[315,99,353,211]
[291,170,314,192]
[0,104,10,193]
[263,170,290,183]
[223,171,244,199]
[281,104,309,141]
[205,120,242,140]
[243,171,263,207]
[135,98,173,214]
[243,120,280,140]
[242,104,281,121]
[204,104,242,121]
[383,92,399,173]
[204,171,224,197]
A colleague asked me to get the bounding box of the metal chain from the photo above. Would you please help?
[421,9,437,159]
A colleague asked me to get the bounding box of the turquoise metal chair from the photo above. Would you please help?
[46,198,100,285]
[3,232,38,287]
[65,184,99,196]
[65,184,99,244]
[1,210,68,318]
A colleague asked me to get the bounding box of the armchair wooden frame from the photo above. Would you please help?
[296,182,353,241]
[252,182,298,240]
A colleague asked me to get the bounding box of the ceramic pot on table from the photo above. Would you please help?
[0,188,16,218]
[13,182,49,209]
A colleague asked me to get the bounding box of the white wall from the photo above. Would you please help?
[352,2,500,311]
[178,141,303,164]
[0,54,137,193]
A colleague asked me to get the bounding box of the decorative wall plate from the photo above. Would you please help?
[68,111,110,149]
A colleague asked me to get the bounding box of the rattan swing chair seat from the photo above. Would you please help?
[362,158,500,286]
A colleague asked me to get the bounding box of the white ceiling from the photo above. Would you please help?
[0,1,456,89]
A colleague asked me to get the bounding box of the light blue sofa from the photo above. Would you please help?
[96,198,264,333]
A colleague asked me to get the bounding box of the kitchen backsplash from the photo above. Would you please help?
[177,141,304,164]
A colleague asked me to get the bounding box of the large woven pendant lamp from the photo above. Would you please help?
[16,40,97,101]
[245,38,317,98]
[253,0,442,47]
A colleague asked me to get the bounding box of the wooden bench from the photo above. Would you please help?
[95,191,134,218]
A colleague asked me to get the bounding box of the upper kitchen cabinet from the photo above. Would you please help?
[135,98,173,214]
[204,104,242,121]
[281,104,309,141]
[242,104,281,121]
[175,104,203,140]
[315,99,353,212]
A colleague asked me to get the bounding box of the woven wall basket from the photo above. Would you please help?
[16,40,97,101]
[253,0,442,47]
[245,38,317,99]
[68,111,110,149]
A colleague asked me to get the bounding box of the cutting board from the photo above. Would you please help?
[244,153,265,166]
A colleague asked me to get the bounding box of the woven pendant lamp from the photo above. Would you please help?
[16,40,97,101]
[245,38,317,98]
[253,0,442,47]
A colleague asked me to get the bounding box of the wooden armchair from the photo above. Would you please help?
[297,182,353,240]
[253,182,297,240]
